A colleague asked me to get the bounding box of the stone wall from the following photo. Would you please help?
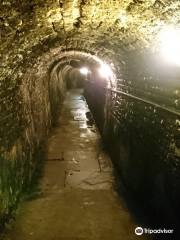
[0,51,67,229]
[84,50,180,226]
[0,0,180,229]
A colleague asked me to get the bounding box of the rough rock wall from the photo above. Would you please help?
[0,48,66,228]
[85,78,180,227]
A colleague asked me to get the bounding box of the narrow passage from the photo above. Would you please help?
[4,89,150,240]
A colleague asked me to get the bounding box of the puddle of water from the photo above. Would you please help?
[72,110,87,121]
[79,121,88,129]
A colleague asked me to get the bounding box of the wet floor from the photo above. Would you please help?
[3,89,150,240]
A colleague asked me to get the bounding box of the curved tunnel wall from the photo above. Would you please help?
[84,66,180,225]
[0,46,180,229]
[0,53,64,227]
[0,49,113,227]
[0,0,180,230]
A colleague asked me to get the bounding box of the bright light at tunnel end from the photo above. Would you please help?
[80,67,89,75]
[98,63,113,79]
[158,25,180,66]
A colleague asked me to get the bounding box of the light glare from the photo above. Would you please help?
[98,63,113,79]
[80,67,89,75]
[159,26,180,66]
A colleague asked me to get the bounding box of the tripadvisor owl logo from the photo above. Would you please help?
[135,226,174,235]
[135,227,144,235]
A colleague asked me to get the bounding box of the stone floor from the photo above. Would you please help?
[3,89,150,240]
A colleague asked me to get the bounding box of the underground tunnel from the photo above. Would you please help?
[0,0,180,239]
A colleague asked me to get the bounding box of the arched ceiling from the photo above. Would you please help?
[0,0,180,113]
[1,0,180,79]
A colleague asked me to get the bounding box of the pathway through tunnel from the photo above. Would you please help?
[3,89,150,240]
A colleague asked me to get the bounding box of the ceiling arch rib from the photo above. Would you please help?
[48,50,117,88]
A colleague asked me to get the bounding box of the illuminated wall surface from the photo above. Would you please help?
[0,0,180,228]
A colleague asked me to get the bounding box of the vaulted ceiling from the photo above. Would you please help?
[1,0,180,78]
